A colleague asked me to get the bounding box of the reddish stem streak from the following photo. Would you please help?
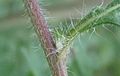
[25,0,68,76]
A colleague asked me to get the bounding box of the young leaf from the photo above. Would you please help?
[58,0,120,60]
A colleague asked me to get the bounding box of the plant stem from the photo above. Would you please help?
[24,0,68,76]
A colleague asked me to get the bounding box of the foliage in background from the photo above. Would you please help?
[0,0,120,76]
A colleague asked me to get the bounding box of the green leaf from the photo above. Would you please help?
[58,0,120,59]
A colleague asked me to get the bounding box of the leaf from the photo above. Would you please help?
[67,4,120,39]
[94,0,120,27]
[58,0,120,60]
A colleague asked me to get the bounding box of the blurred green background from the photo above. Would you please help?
[0,0,120,76]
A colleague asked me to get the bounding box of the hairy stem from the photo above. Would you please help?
[24,0,68,76]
